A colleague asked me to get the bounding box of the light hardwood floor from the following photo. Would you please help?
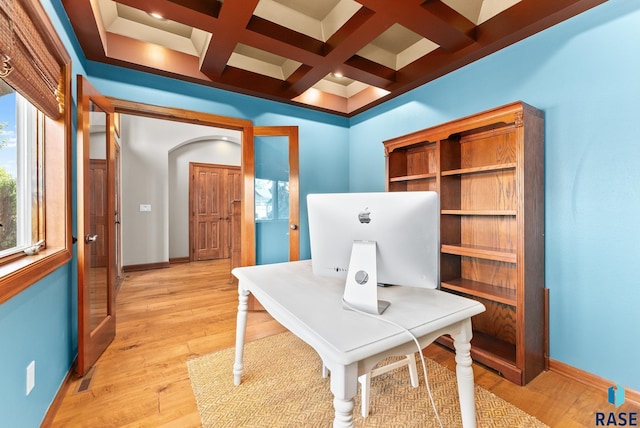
[49,259,637,427]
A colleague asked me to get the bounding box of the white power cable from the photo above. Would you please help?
[342,298,444,428]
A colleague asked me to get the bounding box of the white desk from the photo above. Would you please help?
[232,260,485,427]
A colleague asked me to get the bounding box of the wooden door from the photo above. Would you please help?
[190,163,240,261]
[77,76,116,376]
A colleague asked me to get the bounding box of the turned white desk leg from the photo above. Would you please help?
[329,363,358,428]
[452,319,477,428]
[233,286,249,386]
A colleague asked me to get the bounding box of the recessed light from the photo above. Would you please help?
[149,12,164,20]
[332,72,343,78]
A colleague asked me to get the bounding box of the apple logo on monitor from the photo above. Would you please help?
[358,208,371,224]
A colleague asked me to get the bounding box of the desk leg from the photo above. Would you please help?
[452,319,476,428]
[329,363,358,428]
[233,286,249,386]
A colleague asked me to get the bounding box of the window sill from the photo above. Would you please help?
[0,246,72,304]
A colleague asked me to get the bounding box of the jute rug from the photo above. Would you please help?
[187,332,548,427]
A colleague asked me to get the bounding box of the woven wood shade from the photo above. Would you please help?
[0,0,64,119]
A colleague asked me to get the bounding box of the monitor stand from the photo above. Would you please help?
[343,240,390,315]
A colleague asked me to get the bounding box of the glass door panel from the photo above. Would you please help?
[77,76,116,376]
[254,135,290,264]
[88,102,109,331]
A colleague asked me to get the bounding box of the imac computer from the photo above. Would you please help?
[307,191,440,315]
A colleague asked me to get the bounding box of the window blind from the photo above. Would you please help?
[0,0,64,120]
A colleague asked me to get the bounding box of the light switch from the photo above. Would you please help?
[140,204,151,212]
[26,361,35,396]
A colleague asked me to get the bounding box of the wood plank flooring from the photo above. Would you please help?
[49,259,637,427]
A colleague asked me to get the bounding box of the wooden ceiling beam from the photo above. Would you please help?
[212,66,297,99]
[476,0,607,46]
[286,8,393,96]
[116,0,220,31]
[342,56,396,89]
[244,16,326,61]
[105,31,297,102]
[164,0,221,18]
[377,0,609,97]
[243,11,397,94]
[61,0,609,117]
[200,0,259,77]
[60,0,108,60]
[419,1,477,49]
[357,0,476,52]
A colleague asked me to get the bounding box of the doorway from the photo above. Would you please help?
[107,98,300,271]
[77,91,302,376]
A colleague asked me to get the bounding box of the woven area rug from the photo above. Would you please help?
[187,332,548,427]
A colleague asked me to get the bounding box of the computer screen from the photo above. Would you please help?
[307,191,440,294]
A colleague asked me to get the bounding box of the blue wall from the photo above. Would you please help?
[0,0,350,425]
[0,0,86,425]
[1,0,639,426]
[349,0,640,391]
[0,265,75,428]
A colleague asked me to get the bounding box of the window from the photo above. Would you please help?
[0,0,72,303]
[0,83,44,257]
[255,178,289,221]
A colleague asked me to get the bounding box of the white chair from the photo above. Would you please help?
[322,353,419,417]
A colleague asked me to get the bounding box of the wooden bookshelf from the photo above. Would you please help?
[383,101,546,385]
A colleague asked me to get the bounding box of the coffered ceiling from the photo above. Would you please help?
[62,0,606,117]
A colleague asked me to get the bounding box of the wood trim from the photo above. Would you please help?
[544,288,550,371]
[241,125,255,267]
[0,249,71,304]
[169,257,190,264]
[42,84,61,245]
[384,101,526,154]
[107,98,251,130]
[549,359,640,407]
[123,262,170,272]
[288,127,300,261]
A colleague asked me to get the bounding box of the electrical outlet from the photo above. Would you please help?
[139,204,151,212]
[26,361,35,396]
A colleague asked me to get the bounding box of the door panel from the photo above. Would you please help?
[253,126,299,263]
[77,76,116,376]
[193,165,224,260]
[89,159,107,268]
[190,163,240,261]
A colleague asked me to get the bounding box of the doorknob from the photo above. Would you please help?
[290,224,298,230]
[85,234,98,244]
